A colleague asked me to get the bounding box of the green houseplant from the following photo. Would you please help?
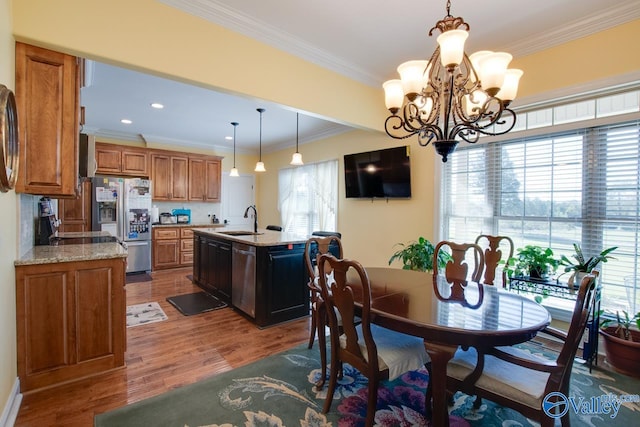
[559,243,617,287]
[599,311,640,378]
[503,245,560,279]
[388,237,451,272]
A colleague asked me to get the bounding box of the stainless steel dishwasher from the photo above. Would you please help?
[232,242,256,317]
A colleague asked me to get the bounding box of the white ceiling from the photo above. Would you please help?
[80,0,640,155]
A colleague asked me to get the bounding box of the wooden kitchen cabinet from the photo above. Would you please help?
[180,228,195,265]
[152,227,180,270]
[188,157,222,202]
[57,180,92,232]
[152,226,209,270]
[95,142,149,177]
[15,257,126,392]
[151,153,188,201]
[15,42,80,197]
[193,234,232,303]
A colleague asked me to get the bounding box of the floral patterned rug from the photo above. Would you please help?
[94,342,639,426]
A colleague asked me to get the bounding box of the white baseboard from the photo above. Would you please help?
[0,378,22,427]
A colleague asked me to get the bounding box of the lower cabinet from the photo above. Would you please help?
[194,234,232,303]
[255,244,308,327]
[15,257,126,392]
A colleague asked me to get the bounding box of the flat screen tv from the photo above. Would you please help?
[344,145,411,199]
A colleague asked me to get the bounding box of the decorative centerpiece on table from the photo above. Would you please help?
[559,243,617,289]
[599,310,640,378]
[388,237,451,272]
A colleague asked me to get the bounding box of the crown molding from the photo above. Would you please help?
[159,0,381,86]
[501,2,640,57]
[160,0,640,87]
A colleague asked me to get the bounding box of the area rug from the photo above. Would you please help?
[125,272,153,284]
[94,342,640,427]
[126,302,168,327]
[166,291,227,316]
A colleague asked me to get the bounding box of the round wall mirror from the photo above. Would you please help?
[0,84,19,192]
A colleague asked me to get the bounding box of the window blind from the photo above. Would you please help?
[441,119,640,314]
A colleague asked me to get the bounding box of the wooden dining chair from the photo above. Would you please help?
[304,235,344,386]
[446,273,598,427]
[432,240,485,308]
[475,234,514,287]
[317,254,431,427]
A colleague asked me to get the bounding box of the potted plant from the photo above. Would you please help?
[559,243,617,288]
[388,237,451,272]
[599,311,640,378]
[503,245,560,280]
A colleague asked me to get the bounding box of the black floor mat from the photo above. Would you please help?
[166,292,227,316]
[126,273,153,284]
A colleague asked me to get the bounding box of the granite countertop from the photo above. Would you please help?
[152,223,225,228]
[15,242,128,266]
[194,228,309,247]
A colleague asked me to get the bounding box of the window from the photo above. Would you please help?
[278,159,338,236]
[441,112,640,314]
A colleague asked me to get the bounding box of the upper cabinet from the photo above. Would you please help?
[151,152,188,201]
[95,142,149,177]
[188,157,221,202]
[15,42,80,197]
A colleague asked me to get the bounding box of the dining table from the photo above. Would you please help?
[347,267,551,427]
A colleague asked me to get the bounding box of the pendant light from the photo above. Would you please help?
[254,108,266,172]
[229,122,239,177]
[290,113,304,166]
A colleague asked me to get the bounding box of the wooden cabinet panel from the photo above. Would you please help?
[153,240,180,269]
[15,42,79,197]
[96,143,149,177]
[16,258,125,392]
[189,158,221,202]
[58,180,92,232]
[152,153,188,201]
[171,156,189,201]
[121,149,148,176]
[95,144,122,174]
[76,267,118,362]
[151,154,171,200]
[205,159,221,201]
[154,228,179,240]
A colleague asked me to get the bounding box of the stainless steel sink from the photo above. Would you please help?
[218,230,264,236]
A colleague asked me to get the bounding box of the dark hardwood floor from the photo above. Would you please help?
[14,267,311,427]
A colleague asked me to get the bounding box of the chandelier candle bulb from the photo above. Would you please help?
[497,69,524,103]
[476,52,513,96]
[437,29,468,69]
[383,80,404,112]
[397,60,429,99]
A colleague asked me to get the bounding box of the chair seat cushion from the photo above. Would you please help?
[341,324,430,380]
[448,346,551,410]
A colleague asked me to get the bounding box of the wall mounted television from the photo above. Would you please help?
[344,145,411,199]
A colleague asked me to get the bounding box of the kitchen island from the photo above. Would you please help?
[192,228,309,327]
[15,241,127,392]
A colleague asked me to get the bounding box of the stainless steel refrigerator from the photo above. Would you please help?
[91,176,152,273]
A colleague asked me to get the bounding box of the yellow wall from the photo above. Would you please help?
[0,0,17,411]
[513,19,640,99]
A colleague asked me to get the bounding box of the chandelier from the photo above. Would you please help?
[382,0,523,162]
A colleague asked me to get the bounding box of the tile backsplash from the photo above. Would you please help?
[153,201,220,224]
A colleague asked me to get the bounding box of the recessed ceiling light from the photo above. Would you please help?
[150,103,164,109]
[225,136,233,140]
[121,119,132,124]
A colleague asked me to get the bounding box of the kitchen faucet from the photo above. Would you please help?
[243,205,258,233]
